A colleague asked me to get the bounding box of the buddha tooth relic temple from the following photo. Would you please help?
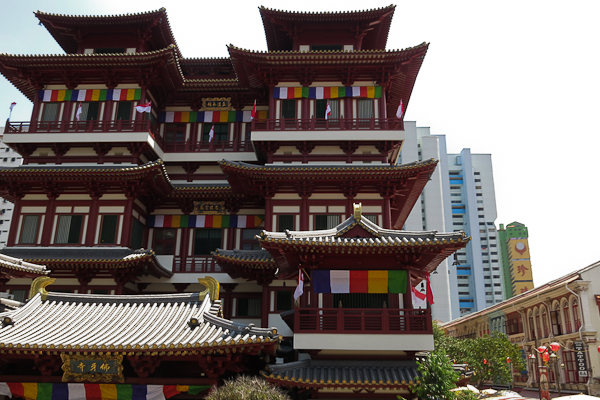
[0,5,470,399]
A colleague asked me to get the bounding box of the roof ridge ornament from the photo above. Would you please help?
[353,202,362,220]
[198,276,220,301]
[29,276,56,300]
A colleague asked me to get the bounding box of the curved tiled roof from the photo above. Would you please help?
[34,8,180,57]
[262,359,418,389]
[259,5,395,51]
[0,248,172,278]
[212,249,275,267]
[0,291,280,354]
[0,253,48,278]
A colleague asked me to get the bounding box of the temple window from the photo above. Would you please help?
[153,228,177,255]
[76,102,99,121]
[115,101,132,120]
[55,215,83,244]
[202,123,228,142]
[315,214,340,230]
[332,293,389,309]
[41,103,60,121]
[235,296,261,317]
[275,290,294,312]
[130,219,145,249]
[363,214,378,224]
[165,123,186,142]
[241,228,262,250]
[277,215,295,231]
[9,289,27,303]
[194,228,222,255]
[315,99,339,119]
[280,99,296,119]
[99,215,119,244]
[19,215,40,244]
[357,99,373,119]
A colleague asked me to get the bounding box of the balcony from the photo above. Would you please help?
[293,307,431,334]
[6,120,159,136]
[161,140,253,153]
[173,256,222,273]
[251,117,403,131]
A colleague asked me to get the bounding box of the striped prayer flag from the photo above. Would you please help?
[0,382,184,400]
[146,215,264,228]
[350,270,368,293]
[368,270,388,293]
[312,270,408,294]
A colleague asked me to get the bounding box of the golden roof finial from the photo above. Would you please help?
[198,276,220,301]
[353,203,362,220]
[29,276,55,300]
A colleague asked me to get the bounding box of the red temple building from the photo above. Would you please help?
[0,5,469,399]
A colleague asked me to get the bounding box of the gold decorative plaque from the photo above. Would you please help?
[202,97,232,111]
[61,353,124,383]
[194,201,225,215]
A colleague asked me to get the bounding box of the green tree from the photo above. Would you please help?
[411,349,459,400]
[442,331,525,389]
[205,375,292,400]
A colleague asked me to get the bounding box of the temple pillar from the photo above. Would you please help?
[382,195,392,229]
[403,273,413,309]
[30,90,41,132]
[41,195,58,246]
[261,283,270,328]
[6,196,23,246]
[85,194,101,246]
[120,195,134,248]
[300,196,310,231]
[264,197,273,231]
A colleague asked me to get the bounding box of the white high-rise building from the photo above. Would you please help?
[0,132,23,249]
[400,123,504,321]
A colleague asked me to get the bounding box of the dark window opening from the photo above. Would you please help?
[116,102,132,120]
[315,215,339,230]
[278,215,294,232]
[20,215,40,244]
[281,100,296,119]
[78,102,99,121]
[165,123,186,142]
[154,228,177,255]
[241,228,261,250]
[202,123,228,142]
[41,103,59,121]
[131,219,145,249]
[55,215,83,244]
[100,215,118,244]
[237,297,261,317]
[194,229,222,255]
[276,291,294,312]
[332,293,389,309]
[95,48,126,54]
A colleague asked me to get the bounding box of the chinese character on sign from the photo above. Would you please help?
[520,286,529,293]
[517,264,529,276]
[78,362,85,372]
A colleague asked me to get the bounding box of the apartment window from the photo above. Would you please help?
[475,179,481,182]
[41,103,60,121]
[474,172,480,175]
[131,219,144,249]
[485,284,492,287]
[236,297,261,317]
[116,101,132,120]
[494,283,501,286]
[495,291,502,295]
[194,229,222,255]
[278,215,294,232]
[20,215,40,244]
[241,228,261,250]
[55,215,83,244]
[450,186,461,190]
[315,215,340,230]
[476,186,482,189]
[202,123,228,142]
[77,102,99,121]
[476,193,483,197]
[316,99,339,119]
[357,99,373,118]
[280,99,296,119]
[458,284,468,287]
[99,215,118,244]
[275,290,294,312]
[151,229,175,255]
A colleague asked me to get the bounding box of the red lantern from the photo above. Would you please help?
[483,359,487,364]
[550,342,560,352]
[542,352,550,363]
[507,357,511,363]
[538,346,548,354]
[597,346,600,354]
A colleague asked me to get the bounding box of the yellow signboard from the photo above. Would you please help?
[508,239,530,259]
[510,259,533,282]
[513,281,533,295]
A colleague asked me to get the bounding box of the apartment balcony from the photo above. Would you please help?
[251,117,404,143]
[286,307,434,352]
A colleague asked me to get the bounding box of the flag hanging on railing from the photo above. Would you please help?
[396,99,404,119]
[294,270,304,300]
[135,101,152,113]
[75,103,83,121]
[208,124,215,142]
[411,286,426,309]
[325,100,331,120]
[251,99,256,120]
[426,272,434,305]
[8,102,16,120]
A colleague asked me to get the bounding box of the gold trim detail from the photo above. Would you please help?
[61,353,124,383]
[198,276,220,301]
[29,276,56,300]
[353,203,362,220]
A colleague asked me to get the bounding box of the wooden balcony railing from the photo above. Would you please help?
[173,256,221,273]
[295,307,432,334]
[251,117,404,131]
[162,140,253,153]
[6,120,159,136]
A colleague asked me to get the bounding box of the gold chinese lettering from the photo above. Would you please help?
[78,362,85,372]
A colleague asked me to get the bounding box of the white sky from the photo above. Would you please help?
[1,1,599,287]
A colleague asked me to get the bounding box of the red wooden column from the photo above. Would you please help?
[120,195,134,248]
[403,273,413,310]
[264,197,273,231]
[269,86,275,127]
[300,196,310,231]
[261,283,270,328]
[382,195,392,229]
[29,91,42,132]
[85,194,101,246]
[40,195,58,246]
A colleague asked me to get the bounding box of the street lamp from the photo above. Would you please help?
[530,342,563,399]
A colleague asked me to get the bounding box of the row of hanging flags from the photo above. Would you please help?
[40,89,142,102]
[147,215,264,229]
[272,86,382,99]
[293,270,433,308]
[0,383,210,400]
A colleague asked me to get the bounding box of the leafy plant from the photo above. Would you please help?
[205,375,292,400]
[411,349,459,400]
